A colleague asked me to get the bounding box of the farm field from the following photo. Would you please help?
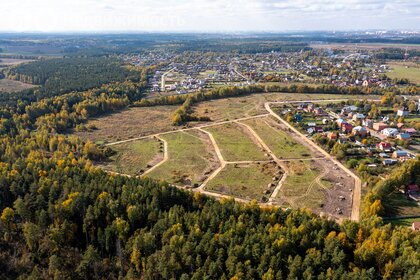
[147,130,218,186]
[203,122,267,162]
[74,105,176,143]
[99,137,162,176]
[387,61,420,85]
[0,78,36,92]
[205,162,280,201]
[242,116,316,159]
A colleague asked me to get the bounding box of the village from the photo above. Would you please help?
[119,46,419,95]
[278,97,420,203]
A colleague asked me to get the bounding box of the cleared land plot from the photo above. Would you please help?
[387,62,420,85]
[243,117,315,159]
[204,122,267,162]
[205,162,281,201]
[278,161,326,209]
[98,137,162,176]
[147,130,218,186]
[387,217,420,228]
[0,78,36,92]
[73,105,176,143]
[192,93,374,122]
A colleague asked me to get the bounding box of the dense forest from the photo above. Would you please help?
[4,57,140,97]
[0,65,419,279]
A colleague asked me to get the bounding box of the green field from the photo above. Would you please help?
[384,193,420,217]
[147,131,215,186]
[101,138,162,176]
[387,62,420,85]
[205,162,280,201]
[204,123,267,161]
[243,117,314,159]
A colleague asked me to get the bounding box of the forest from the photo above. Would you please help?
[0,64,419,279]
[4,57,140,98]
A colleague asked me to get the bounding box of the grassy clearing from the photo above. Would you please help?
[386,217,420,228]
[204,122,267,161]
[384,193,420,217]
[205,162,280,201]
[387,62,420,85]
[0,78,36,92]
[100,138,162,176]
[147,130,216,186]
[243,117,313,159]
[73,105,176,143]
[278,161,327,209]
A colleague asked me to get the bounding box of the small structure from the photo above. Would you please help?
[408,184,419,193]
[382,128,399,137]
[412,222,420,231]
[379,153,390,158]
[328,132,338,140]
[383,159,398,165]
[373,122,388,131]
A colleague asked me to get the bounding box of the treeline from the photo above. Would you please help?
[172,97,211,125]
[363,158,420,218]
[136,83,419,109]
[4,57,144,97]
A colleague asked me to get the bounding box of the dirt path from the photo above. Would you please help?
[196,128,227,190]
[105,113,270,146]
[265,102,361,221]
[101,98,363,222]
[141,136,168,176]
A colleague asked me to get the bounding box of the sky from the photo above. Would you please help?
[0,0,419,32]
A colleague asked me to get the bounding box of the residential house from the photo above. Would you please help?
[341,105,358,115]
[352,113,365,122]
[373,122,388,131]
[352,126,368,137]
[397,133,411,141]
[392,150,408,159]
[397,108,409,117]
[379,153,390,158]
[377,142,392,152]
[404,128,417,135]
[341,123,353,133]
[363,119,374,128]
[382,128,399,137]
[412,222,420,231]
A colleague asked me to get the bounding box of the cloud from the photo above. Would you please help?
[0,0,418,31]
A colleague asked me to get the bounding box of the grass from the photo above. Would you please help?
[0,78,36,92]
[204,122,267,161]
[387,62,420,85]
[383,193,420,217]
[73,105,176,143]
[243,117,313,159]
[205,162,280,201]
[100,138,162,176]
[278,161,328,209]
[386,217,420,228]
[147,130,216,186]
